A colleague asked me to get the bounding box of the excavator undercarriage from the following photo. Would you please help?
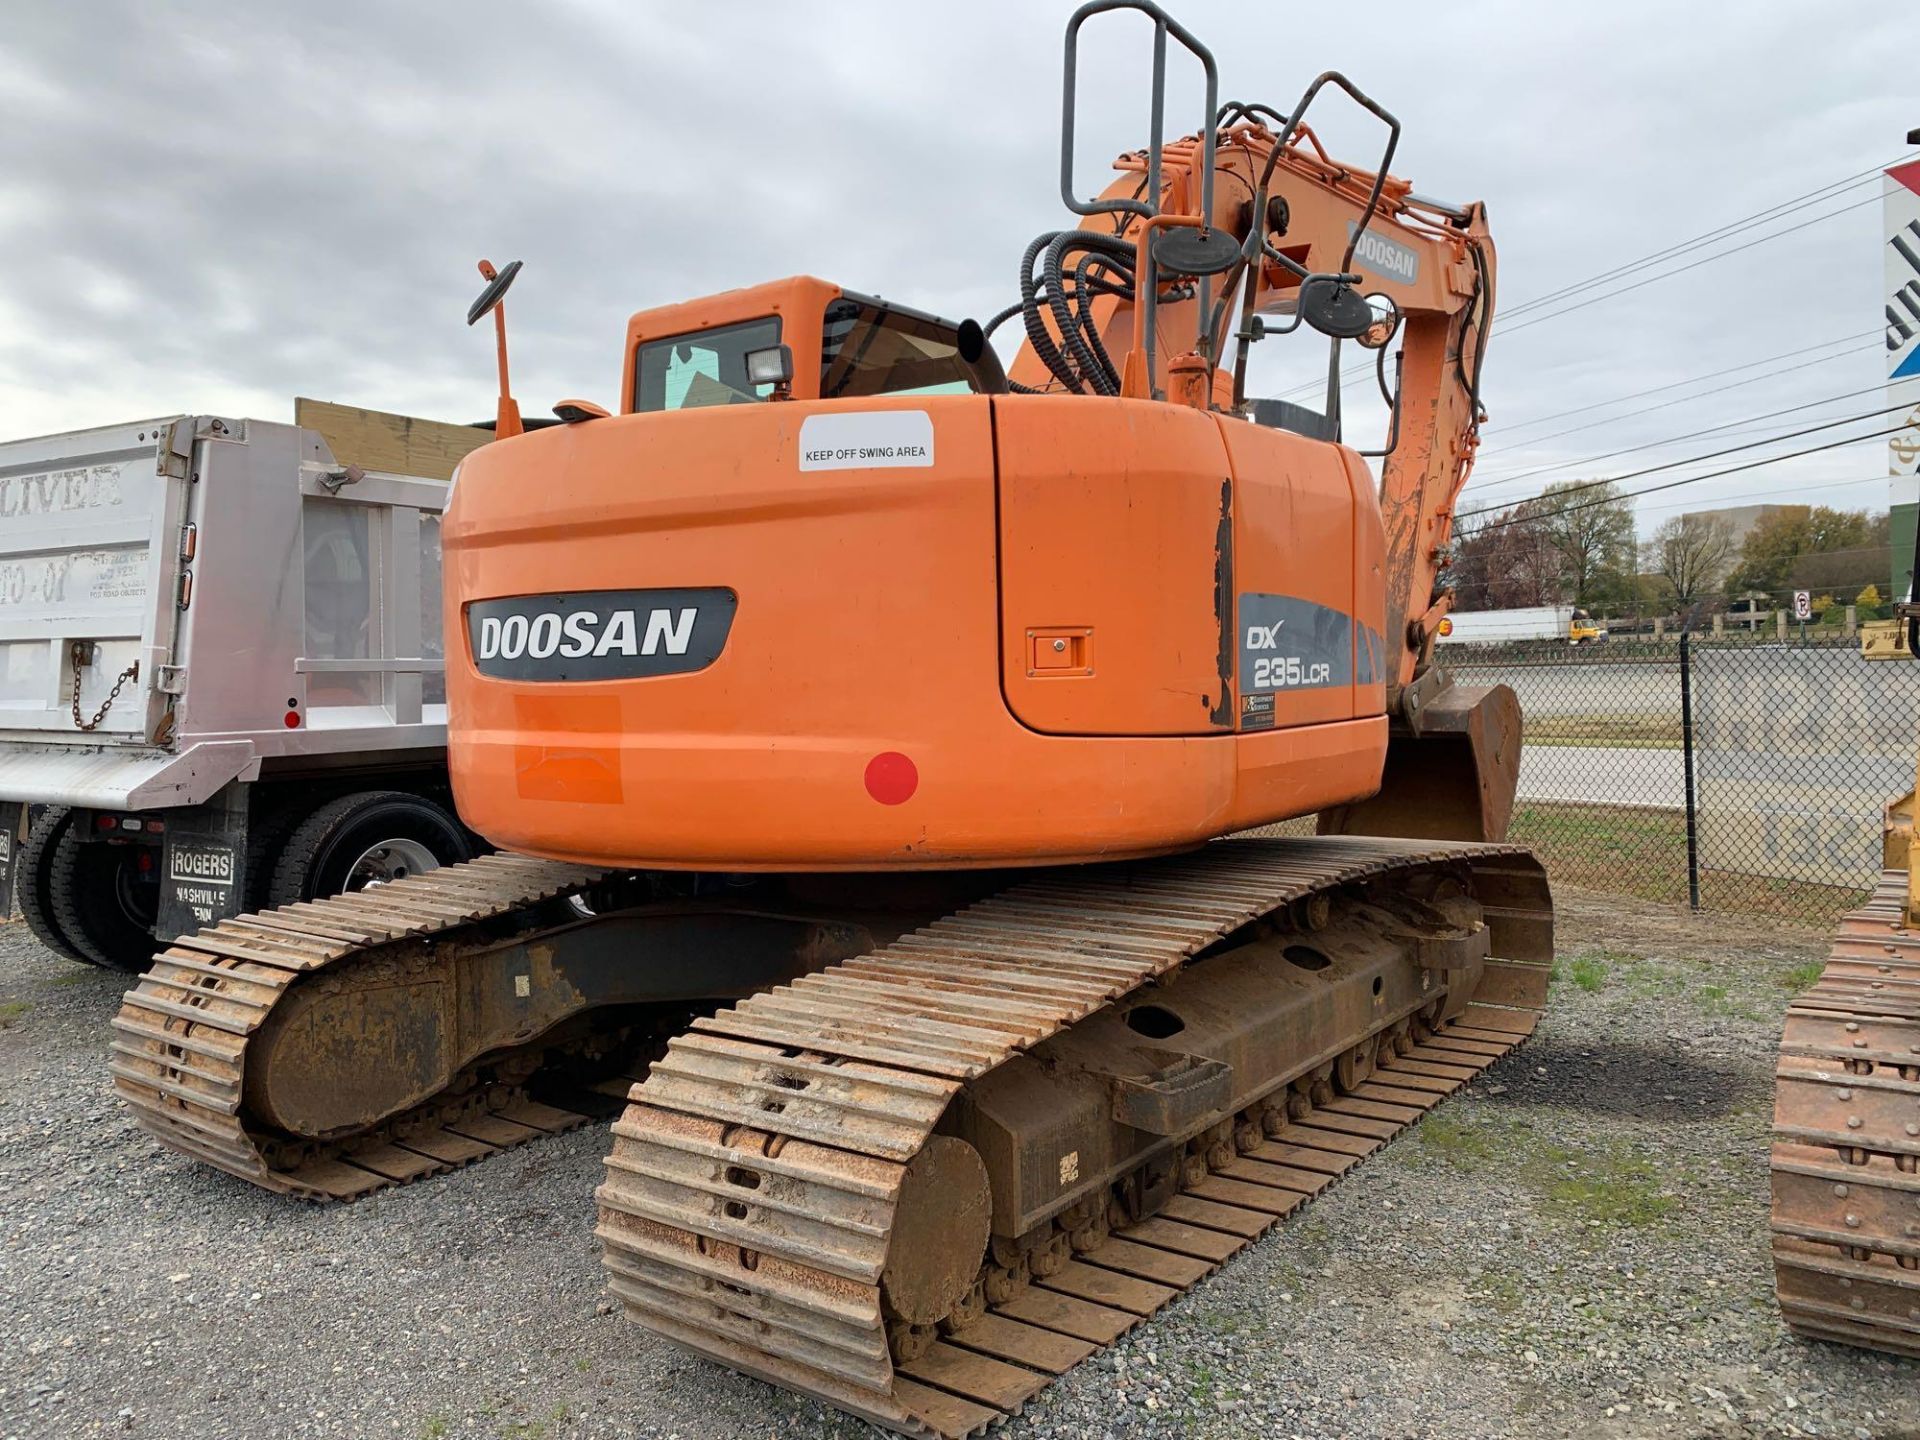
[114,836,1549,1433]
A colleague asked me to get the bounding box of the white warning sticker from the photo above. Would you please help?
[798,410,935,471]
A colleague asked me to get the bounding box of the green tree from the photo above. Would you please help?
[1728,506,1881,595]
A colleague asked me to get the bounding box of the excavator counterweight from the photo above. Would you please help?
[112,4,1561,1432]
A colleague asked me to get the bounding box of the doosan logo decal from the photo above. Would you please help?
[467,588,736,681]
[474,607,695,662]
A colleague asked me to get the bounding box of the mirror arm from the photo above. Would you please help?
[490,299,523,439]
[475,258,524,440]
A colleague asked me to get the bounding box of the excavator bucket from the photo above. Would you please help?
[1318,682,1523,843]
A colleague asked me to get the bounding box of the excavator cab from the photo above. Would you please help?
[622,280,1007,414]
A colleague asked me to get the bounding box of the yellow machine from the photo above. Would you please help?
[1767,602,1920,1357]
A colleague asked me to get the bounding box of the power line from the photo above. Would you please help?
[1496,166,1889,319]
[1490,331,1876,435]
[1476,340,1878,462]
[1631,473,1890,519]
[1460,426,1904,534]
[1457,401,1915,522]
[1491,193,1881,339]
[1269,159,1895,401]
[1463,379,1888,498]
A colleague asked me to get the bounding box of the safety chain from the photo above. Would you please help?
[71,643,138,731]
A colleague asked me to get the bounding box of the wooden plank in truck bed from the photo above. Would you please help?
[294,398,490,482]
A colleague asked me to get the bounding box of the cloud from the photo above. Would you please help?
[0,0,1907,532]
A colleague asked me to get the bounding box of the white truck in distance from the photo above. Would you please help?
[0,401,491,971]
[1438,604,1606,646]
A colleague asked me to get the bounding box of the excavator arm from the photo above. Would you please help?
[1005,45,1516,839]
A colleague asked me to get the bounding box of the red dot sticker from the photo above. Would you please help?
[864,751,918,805]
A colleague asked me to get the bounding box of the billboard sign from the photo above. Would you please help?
[1888,158,1920,506]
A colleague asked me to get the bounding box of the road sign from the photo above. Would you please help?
[1792,590,1812,621]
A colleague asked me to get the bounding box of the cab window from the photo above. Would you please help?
[634,318,782,412]
[819,297,1005,399]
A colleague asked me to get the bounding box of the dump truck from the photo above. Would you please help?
[0,401,487,970]
[112,5,1562,1433]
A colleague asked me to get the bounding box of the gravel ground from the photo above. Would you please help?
[2,887,1916,1440]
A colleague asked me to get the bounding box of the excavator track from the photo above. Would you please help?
[110,854,616,1200]
[596,836,1551,1438]
[1771,870,1920,1358]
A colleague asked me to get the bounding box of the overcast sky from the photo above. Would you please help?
[1,1,1910,536]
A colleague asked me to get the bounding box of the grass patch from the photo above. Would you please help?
[1523,1137,1676,1229]
[1186,1362,1217,1404]
[0,1000,28,1026]
[419,1419,448,1440]
[1414,1113,1498,1171]
[1526,713,1682,750]
[1418,1115,1678,1231]
[1780,961,1825,991]
[1509,801,1866,924]
[1476,1269,1525,1314]
[46,971,94,988]
[1568,954,1609,993]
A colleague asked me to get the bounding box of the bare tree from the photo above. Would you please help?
[1452,503,1562,609]
[1536,480,1635,609]
[1642,513,1733,608]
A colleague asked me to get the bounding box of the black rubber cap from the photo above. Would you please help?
[1152,227,1241,278]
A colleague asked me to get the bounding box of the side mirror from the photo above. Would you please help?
[468,258,524,438]
[1151,225,1241,278]
[1297,276,1374,341]
[466,259,523,326]
[1358,293,1402,351]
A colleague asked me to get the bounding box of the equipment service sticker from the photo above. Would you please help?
[798,411,934,471]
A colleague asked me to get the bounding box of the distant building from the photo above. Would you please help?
[1679,503,1790,553]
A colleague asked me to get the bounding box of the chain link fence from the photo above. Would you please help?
[1446,635,1915,923]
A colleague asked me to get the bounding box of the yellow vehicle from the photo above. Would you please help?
[1768,603,1919,1357]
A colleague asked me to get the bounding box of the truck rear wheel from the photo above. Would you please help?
[17,807,89,965]
[47,825,163,973]
[267,791,475,907]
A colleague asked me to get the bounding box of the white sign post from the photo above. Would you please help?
[1793,590,1812,623]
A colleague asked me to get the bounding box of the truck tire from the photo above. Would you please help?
[47,825,163,973]
[267,791,475,908]
[244,794,313,912]
[16,806,90,965]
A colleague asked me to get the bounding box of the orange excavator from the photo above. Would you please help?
[112,5,1559,1432]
